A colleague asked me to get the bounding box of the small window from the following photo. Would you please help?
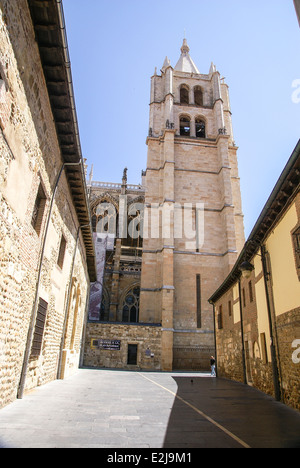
[249,281,254,303]
[57,235,67,269]
[30,298,48,358]
[180,85,189,104]
[242,288,246,308]
[31,182,47,236]
[260,333,268,364]
[292,227,300,274]
[194,86,203,106]
[180,116,190,136]
[217,305,223,329]
[196,274,201,328]
[127,344,138,365]
[228,300,232,317]
[195,119,206,138]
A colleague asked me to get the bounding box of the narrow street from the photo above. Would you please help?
[0,369,299,449]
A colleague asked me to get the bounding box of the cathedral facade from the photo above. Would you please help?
[83,40,245,371]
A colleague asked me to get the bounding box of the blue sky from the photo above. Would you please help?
[62,0,299,237]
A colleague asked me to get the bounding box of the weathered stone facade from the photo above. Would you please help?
[84,323,161,370]
[210,142,300,412]
[0,0,95,408]
[140,41,245,371]
[83,171,152,370]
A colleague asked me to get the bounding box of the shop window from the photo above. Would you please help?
[195,118,206,138]
[180,116,191,136]
[31,182,47,236]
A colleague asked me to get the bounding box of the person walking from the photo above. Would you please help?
[210,356,216,377]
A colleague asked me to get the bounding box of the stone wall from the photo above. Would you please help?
[0,0,91,408]
[83,322,162,370]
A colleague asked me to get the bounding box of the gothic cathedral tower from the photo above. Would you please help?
[140,39,245,371]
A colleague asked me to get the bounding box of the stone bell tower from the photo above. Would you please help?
[139,39,245,371]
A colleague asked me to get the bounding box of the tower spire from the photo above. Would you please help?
[181,37,190,54]
[174,38,199,74]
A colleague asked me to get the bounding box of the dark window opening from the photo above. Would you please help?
[217,305,223,329]
[31,182,47,236]
[180,86,189,104]
[127,344,138,365]
[196,274,201,328]
[30,298,48,358]
[57,235,67,269]
[242,288,246,308]
[260,333,268,364]
[228,300,232,317]
[249,281,254,303]
[194,87,203,106]
[195,119,206,138]
[180,117,190,136]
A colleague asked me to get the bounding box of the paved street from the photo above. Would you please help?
[0,368,299,449]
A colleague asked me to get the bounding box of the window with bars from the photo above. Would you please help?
[30,298,48,358]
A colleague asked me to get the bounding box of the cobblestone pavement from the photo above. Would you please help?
[0,368,299,448]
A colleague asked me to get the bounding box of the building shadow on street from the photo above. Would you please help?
[163,376,300,449]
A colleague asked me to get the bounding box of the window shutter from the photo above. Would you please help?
[30,298,48,358]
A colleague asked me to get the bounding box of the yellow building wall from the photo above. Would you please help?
[266,203,299,316]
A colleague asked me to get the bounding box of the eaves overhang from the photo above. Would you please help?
[209,139,300,304]
[27,0,96,281]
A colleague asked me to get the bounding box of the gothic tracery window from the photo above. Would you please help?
[122,286,140,323]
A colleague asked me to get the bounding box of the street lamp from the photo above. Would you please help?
[239,260,254,278]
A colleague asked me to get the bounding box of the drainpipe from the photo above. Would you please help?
[238,279,247,385]
[211,303,218,377]
[79,283,91,368]
[260,245,281,401]
[56,223,90,380]
[18,161,81,399]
